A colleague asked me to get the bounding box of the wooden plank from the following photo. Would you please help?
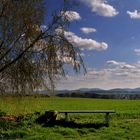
[59,110,115,113]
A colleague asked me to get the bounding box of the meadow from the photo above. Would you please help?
[0,96,140,140]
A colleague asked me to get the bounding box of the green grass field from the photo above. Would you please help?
[0,96,140,140]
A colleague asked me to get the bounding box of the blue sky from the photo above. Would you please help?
[47,0,140,90]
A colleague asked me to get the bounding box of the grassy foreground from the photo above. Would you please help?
[0,96,140,140]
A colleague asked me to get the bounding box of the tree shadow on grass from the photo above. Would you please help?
[43,119,107,129]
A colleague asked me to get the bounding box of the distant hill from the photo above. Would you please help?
[55,88,140,99]
[35,87,140,99]
[36,87,140,94]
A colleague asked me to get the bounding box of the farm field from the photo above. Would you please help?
[0,96,140,140]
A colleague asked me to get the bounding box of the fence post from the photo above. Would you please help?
[105,112,110,126]
[65,112,68,121]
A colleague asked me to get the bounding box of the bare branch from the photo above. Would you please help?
[0,41,4,50]
[0,34,24,62]
[0,33,42,73]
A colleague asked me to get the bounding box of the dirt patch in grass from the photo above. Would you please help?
[0,115,17,122]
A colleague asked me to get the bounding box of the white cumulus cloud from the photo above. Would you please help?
[134,49,140,55]
[127,10,140,19]
[62,11,81,21]
[57,61,140,90]
[80,27,96,34]
[107,60,135,69]
[107,60,120,65]
[64,31,108,50]
[81,0,118,17]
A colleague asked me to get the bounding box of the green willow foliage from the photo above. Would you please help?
[0,0,85,94]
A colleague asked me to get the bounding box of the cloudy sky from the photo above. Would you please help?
[47,0,140,90]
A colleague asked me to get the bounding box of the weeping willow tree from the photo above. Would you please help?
[0,0,85,94]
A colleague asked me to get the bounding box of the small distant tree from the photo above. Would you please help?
[0,0,85,94]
